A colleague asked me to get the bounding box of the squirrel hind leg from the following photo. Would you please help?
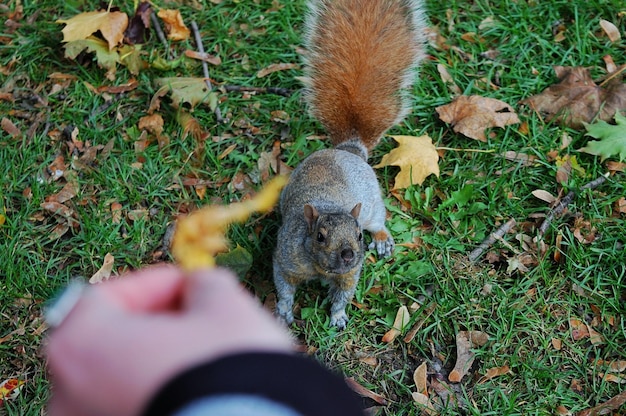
[368,229,395,258]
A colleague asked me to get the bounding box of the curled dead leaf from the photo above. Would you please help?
[157,9,190,41]
[382,305,410,343]
[413,362,428,395]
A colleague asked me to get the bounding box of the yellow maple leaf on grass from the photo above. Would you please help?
[374,135,440,189]
[172,176,288,271]
[57,10,129,50]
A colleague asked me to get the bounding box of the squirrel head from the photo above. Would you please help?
[303,203,364,275]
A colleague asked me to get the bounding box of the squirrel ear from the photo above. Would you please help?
[304,204,319,230]
[350,203,362,219]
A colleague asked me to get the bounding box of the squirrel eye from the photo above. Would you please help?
[317,232,325,243]
[358,232,363,241]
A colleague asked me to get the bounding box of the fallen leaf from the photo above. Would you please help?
[502,151,537,166]
[382,305,410,343]
[1,117,20,138]
[153,77,216,109]
[344,377,387,405]
[0,378,25,406]
[373,135,440,189]
[577,390,626,416]
[256,62,299,78]
[64,37,120,79]
[412,392,437,415]
[449,330,489,383]
[89,253,115,284]
[579,112,626,162]
[436,95,520,142]
[413,362,428,395]
[157,9,190,41]
[532,189,557,204]
[478,364,511,383]
[57,10,129,50]
[552,338,562,350]
[599,19,621,42]
[184,50,222,66]
[521,66,626,129]
[556,405,571,416]
[600,373,626,384]
[570,318,590,340]
[125,2,152,44]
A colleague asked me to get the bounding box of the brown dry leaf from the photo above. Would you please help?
[437,64,461,95]
[436,95,520,142]
[531,189,557,204]
[47,177,79,204]
[552,338,563,351]
[256,63,299,78]
[502,151,537,166]
[373,135,440,189]
[448,330,489,383]
[89,253,115,284]
[521,66,626,129]
[615,197,626,215]
[607,161,626,174]
[138,114,164,137]
[478,364,511,383]
[570,318,590,340]
[57,10,129,50]
[556,405,571,416]
[184,50,222,66]
[382,305,410,343]
[344,377,387,405]
[111,202,123,224]
[599,19,621,42]
[1,117,20,138]
[412,392,437,415]
[413,362,428,395]
[157,9,190,41]
[577,390,626,416]
[601,373,626,384]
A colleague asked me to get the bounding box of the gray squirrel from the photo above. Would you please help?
[273,0,427,329]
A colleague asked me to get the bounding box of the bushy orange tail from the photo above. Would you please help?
[302,0,427,150]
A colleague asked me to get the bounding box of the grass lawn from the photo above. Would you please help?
[1,0,625,414]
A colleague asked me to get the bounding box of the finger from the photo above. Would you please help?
[98,263,186,312]
[183,267,248,312]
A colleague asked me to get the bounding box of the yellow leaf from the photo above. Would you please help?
[413,362,428,395]
[157,9,190,41]
[63,37,120,79]
[172,175,288,271]
[374,135,439,189]
[57,10,128,50]
[153,77,215,109]
[89,253,115,284]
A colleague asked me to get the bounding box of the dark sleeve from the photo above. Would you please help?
[142,352,365,416]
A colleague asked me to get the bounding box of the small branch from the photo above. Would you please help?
[436,147,496,154]
[191,20,224,123]
[538,174,608,237]
[468,218,516,262]
[223,85,293,97]
[150,13,170,59]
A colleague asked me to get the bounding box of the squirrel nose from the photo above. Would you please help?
[341,248,354,262]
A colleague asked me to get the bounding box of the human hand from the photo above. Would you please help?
[46,264,293,416]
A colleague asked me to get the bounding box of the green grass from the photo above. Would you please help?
[1,0,625,415]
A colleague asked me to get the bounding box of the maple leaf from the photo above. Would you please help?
[579,112,626,161]
[436,95,520,141]
[373,135,439,189]
[521,66,626,129]
[152,77,218,109]
[125,2,152,44]
[63,37,120,80]
[57,10,129,50]
[157,9,190,41]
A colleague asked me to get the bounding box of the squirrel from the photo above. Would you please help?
[273,0,427,329]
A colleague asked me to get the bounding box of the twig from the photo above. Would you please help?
[150,13,170,59]
[190,20,224,123]
[223,85,293,97]
[538,174,608,237]
[436,147,496,154]
[468,218,516,262]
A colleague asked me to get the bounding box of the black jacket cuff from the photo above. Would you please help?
[142,352,364,416]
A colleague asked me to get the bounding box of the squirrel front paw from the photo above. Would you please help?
[368,231,395,258]
[330,310,349,330]
[275,301,294,326]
